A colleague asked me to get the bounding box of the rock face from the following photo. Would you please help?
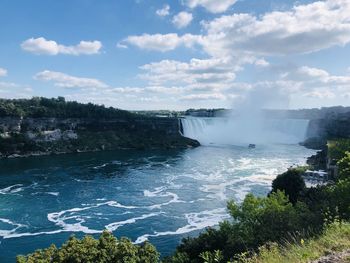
[0,117,199,158]
[311,249,350,263]
[307,115,350,139]
[303,114,350,150]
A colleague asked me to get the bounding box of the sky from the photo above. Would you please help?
[0,0,350,110]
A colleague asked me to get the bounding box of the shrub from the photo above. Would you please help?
[16,231,159,263]
[271,168,306,204]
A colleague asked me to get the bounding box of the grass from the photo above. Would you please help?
[234,222,350,263]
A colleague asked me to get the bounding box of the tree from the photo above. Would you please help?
[337,151,350,180]
[17,231,159,263]
[271,169,306,204]
[166,191,318,263]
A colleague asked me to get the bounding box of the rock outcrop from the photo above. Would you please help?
[0,117,199,158]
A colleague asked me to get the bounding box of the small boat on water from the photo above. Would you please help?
[248,144,256,148]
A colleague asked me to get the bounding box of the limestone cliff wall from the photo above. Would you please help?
[0,117,198,158]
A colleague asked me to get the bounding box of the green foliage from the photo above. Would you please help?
[337,151,350,180]
[16,231,159,263]
[227,191,317,246]
[0,97,136,119]
[271,168,306,204]
[327,179,350,220]
[200,250,223,263]
[167,191,319,263]
[233,222,350,263]
[327,139,350,161]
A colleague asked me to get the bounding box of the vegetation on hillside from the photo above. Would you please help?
[0,97,136,119]
[235,222,350,263]
[328,139,350,161]
[17,231,159,263]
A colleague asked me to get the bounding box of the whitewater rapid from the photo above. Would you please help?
[0,145,316,261]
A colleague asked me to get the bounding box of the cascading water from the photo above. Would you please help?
[180,117,310,146]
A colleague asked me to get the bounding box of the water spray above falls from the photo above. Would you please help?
[180,117,310,146]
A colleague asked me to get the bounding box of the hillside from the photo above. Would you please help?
[0,97,199,158]
[236,223,350,263]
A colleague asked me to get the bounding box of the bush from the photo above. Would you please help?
[16,231,159,263]
[271,169,306,204]
[166,191,319,263]
[337,151,350,180]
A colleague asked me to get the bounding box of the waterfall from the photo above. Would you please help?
[180,117,310,146]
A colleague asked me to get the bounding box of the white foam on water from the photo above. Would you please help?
[105,212,162,232]
[233,185,253,201]
[134,208,229,244]
[106,201,138,209]
[143,186,167,197]
[0,184,24,194]
[0,218,27,238]
[47,192,59,196]
[93,163,108,169]
[148,192,185,209]
[144,187,185,209]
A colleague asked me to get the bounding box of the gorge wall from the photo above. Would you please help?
[0,117,199,158]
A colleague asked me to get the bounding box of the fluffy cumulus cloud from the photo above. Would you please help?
[0,68,7,77]
[280,65,350,99]
[139,58,241,91]
[184,0,238,13]
[125,0,350,57]
[283,66,350,88]
[124,33,201,52]
[156,4,170,17]
[172,11,193,29]
[34,70,108,88]
[200,0,350,57]
[21,37,102,55]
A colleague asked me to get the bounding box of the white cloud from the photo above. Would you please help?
[182,93,226,101]
[124,33,201,52]
[184,0,237,13]
[21,37,102,55]
[0,68,7,77]
[125,0,350,57]
[283,66,350,87]
[255,59,270,67]
[156,4,170,17]
[0,82,20,89]
[34,70,108,88]
[0,82,33,99]
[303,90,336,99]
[172,12,193,29]
[139,58,238,89]
[201,0,350,57]
[280,65,350,100]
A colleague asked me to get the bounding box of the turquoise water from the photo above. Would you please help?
[0,145,315,262]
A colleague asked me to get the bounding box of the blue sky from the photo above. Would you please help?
[0,0,350,110]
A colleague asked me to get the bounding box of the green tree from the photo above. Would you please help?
[337,151,350,180]
[271,169,306,204]
[17,231,159,263]
[167,191,318,263]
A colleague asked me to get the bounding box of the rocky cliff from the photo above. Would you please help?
[302,113,350,149]
[0,117,199,158]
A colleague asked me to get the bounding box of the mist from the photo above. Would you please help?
[181,86,309,146]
